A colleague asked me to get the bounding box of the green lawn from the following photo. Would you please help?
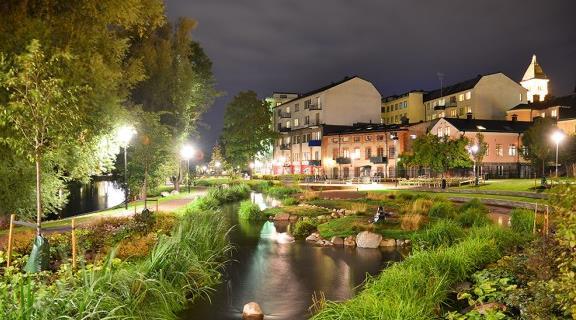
[369,189,544,204]
[317,215,413,239]
[263,205,330,217]
[456,179,540,192]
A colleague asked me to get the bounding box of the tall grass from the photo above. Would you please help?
[411,219,466,250]
[510,208,536,234]
[238,200,265,221]
[265,185,301,199]
[311,225,526,320]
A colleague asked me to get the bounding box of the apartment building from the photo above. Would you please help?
[430,118,533,178]
[506,93,576,134]
[382,73,528,124]
[265,92,299,110]
[272,76,382,175]
[321,123,411,179]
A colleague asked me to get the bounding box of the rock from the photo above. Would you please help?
[395,239,404,247]
[331,236,344,246]
[379,239,396,247]
[356,231,382,248]
[316,239,333,246]
[306,232,321,242]
[242,302,264,320]
[332,208,337,212]
[289,215,299,222]
[331,212,339,218]
[170,190,179,195]
[344,236,356,247]
[160,191,170,197]
[403,239,411,246]
[274,213,290,221]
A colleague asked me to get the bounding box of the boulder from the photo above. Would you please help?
[379,239,396,247]
[346,210,357,216]
[170,190,179,195]
[316,239,333,246]
[160,191,170,197]
[344,236,356,247]
[306,232,321,242]
[242,302,264,320]
[331,236,344,246]
[356,231,382,249]
[274,213,290,221]
[331,212,339,218]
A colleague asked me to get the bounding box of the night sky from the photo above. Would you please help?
[165,0,576,155]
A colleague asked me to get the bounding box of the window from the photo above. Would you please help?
[459,94,464,102]
[303,152,310,160]
[312,131,321,140]
[465,91,471,100]
[450,96,456,103]
[304,99,311,109]
[295,135,300,144]
[496,144,503,157]
[286,106,290,113]
[365,135,372,142]
[304,115,310,125]
[450,109,457,117]
[314,151,320,160]
[332,148,339,159]
[365,147,372,159]
[445,127,451,136]
[353,147,360,160]
[389,147,396,159]
[342,137,349,142]
[521,146,528,156]
[286,121,291,128]
[294,153,299,161]
[295,104,299,112]
[377,147,384,157]
[353,136,360,142]
[508,144,517,156]
[458,107,464,116]
[439,98,446,106]
[433,101,438,107]
[551,109,558,117]
[467,106,472,113]
[395,104,399,111]
[343,148,350,158]
[293,118,299,127]
[377,135,384,141]
[541,112,545,118]
[386,106,390,112]
[519,93,523,101]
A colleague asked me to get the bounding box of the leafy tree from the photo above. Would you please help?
[0,40,85,234]
[408,134,472,177]
[522,117,556,177]
[220,91,276,168]
[471,133,488,169]
[209,144,229,175]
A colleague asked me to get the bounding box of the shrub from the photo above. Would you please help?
[400,214,428,231]
[411,219,465,250]
[116,233,158,260]
[428,201,456,219]
[238,200,265,221]
[266,186,301,199]
[459,198,488,213]
[457,207,492,228]
[281,197,299,206]
[292,220,317,239]
[510,208,535,234]
[349,202,368,214]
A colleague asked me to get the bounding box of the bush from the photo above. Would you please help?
[238,200,265,221]
[400,214,428,231]
[459,198,488,213]
[411,220,465,250]
[281,197,299,206]
[410,198,434,216]
[266,185,301,199]
[457,207,492,228]
[510,208,535,234]
[428,201,456,219]
[292,220,317,239]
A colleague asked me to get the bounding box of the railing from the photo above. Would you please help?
[308,139,321,147]
[370,156,387,164]
[279,127,291,133]
[308,160,321,166]
[280,144,291,150]
[336,157,351,164]
[279,112,291,118]
[309,104,322,110]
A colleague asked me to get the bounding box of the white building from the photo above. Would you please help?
[520,54,549,103]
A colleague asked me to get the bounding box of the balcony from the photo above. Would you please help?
[309,103,322,110]
[308,139,321,147]
[279,144,291,150]
[370,156,388,164]
[434,104,446,111]
[279,112,291,118]
[336,157,351,164]
[278,127,291,133]
[308,160,321,166]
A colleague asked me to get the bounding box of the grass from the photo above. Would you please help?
[264,185,302,199]
[238,200,266,221]
[316,216,413,239]
[367,189,544,204]
[311,225,527,320]
[456,179,540,192]
[292,220,318,239]
[510,208,536,234]
[411,220,466,250]
[262,205,330,217]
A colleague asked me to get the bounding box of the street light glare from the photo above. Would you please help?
[180,144,195,160]
[117,125,136,146]
[470,145,479,154]
[551,130,565,144]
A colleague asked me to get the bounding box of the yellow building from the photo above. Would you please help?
[381,91,425,124]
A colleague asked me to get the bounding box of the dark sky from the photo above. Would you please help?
[165,0,576,155]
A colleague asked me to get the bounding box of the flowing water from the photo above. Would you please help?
[181,193,405,320]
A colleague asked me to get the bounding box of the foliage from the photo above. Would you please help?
[265,185,301,199]
[470,133,489,170]
[402,134,472,176]
[459,198,488,213]
[317,216,369,238]
[411,220,466,250]
[208,144,229,174]
[509,209,535,234]
[457,207,492,228]
[409,198,434,216]
[521,117,557,177]
[429,201,457,219]
[401,214,428,231]
[238,200,265,221]
[292,220,317,239]
[281,197,299,206]
[263,205,329,218]
[220,91,276,168]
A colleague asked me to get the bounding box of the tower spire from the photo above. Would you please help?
[520,54,549,103]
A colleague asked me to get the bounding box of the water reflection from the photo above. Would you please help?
[181,193,404,320]
[61,180,124,218]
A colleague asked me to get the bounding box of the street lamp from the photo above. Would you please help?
[469,144,479,186]
[117,125,136,209]
[551,130,565,178]
[180,144,195,193]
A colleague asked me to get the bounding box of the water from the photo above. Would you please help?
[60,180,124,218]
[181,193,405,320]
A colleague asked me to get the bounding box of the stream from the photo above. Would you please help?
[181,192,405,320]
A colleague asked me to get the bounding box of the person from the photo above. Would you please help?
[377,206,386,221]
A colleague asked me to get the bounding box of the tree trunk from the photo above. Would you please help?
[143,164,148,209]
[35,154,42,236]
[541,159,545,177]
[175,160,181,192]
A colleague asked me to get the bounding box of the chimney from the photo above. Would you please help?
[511,114,518,122]
[533,95,541,102]
[466,112,473,120]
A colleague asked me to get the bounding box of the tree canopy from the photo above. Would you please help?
[521,117,556,177]
[401,134,472,177]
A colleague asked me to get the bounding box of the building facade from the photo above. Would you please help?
[507,93,576,135]
[520,54,549,103]
[272,76,382,175]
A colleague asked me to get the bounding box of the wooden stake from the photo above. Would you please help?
[71,218,77,270]
[156,199,159,212]
[545,205,549,237]
[134,203,137,215]
[6,214,15,268]
[533,203,538,234]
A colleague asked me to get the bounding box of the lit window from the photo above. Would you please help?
[332,137,338,143]
[342,137,349,142]
[365,147,372,159]
[450,110,457,117]
[294,118,299,127]
[353,148,361,159]
[286,121,291,128]
[508,144,517,156]
[286,106,290,113]
[445,127,451,136]
[476,125,486,130]
[465,91,471,100]
[439,98,446,106]
[519,93,523,101]
[541,112,545,118]
[365,135,372,142]
[343,148,350,158]
[459,94,464,102]
[467,107,472,113]
[551,109,558,117]
[496,144,503,157]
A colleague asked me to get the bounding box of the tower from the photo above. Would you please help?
[520,54,549,103]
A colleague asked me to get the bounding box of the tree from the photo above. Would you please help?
[220,91,276,168]
[471,133,488,170]
[209,144,229,175]
[0,41,85,235]
[522,117,556,177]
[408,134,472,177]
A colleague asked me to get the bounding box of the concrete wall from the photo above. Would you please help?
[323,77,382,125]
[474,73,528,120]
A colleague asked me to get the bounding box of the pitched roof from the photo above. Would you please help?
[423,75,485,102]
[509,93,576,112]
[522,54,547,81]
[276,76,362,107]
[323,122,407,136]
[441,118,532,133]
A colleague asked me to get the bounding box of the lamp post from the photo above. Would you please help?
[180,144,195,193]
[551,130,565,178]
[117,126,136,210]
[469,144,479,186]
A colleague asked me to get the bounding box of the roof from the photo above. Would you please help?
[439,118,532,134]
[276,76,362,107]
[509,93,576,112]
[323,122,407,136]
[382,90,425,102]
[522,54,547,81]
[423,74,486,102]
